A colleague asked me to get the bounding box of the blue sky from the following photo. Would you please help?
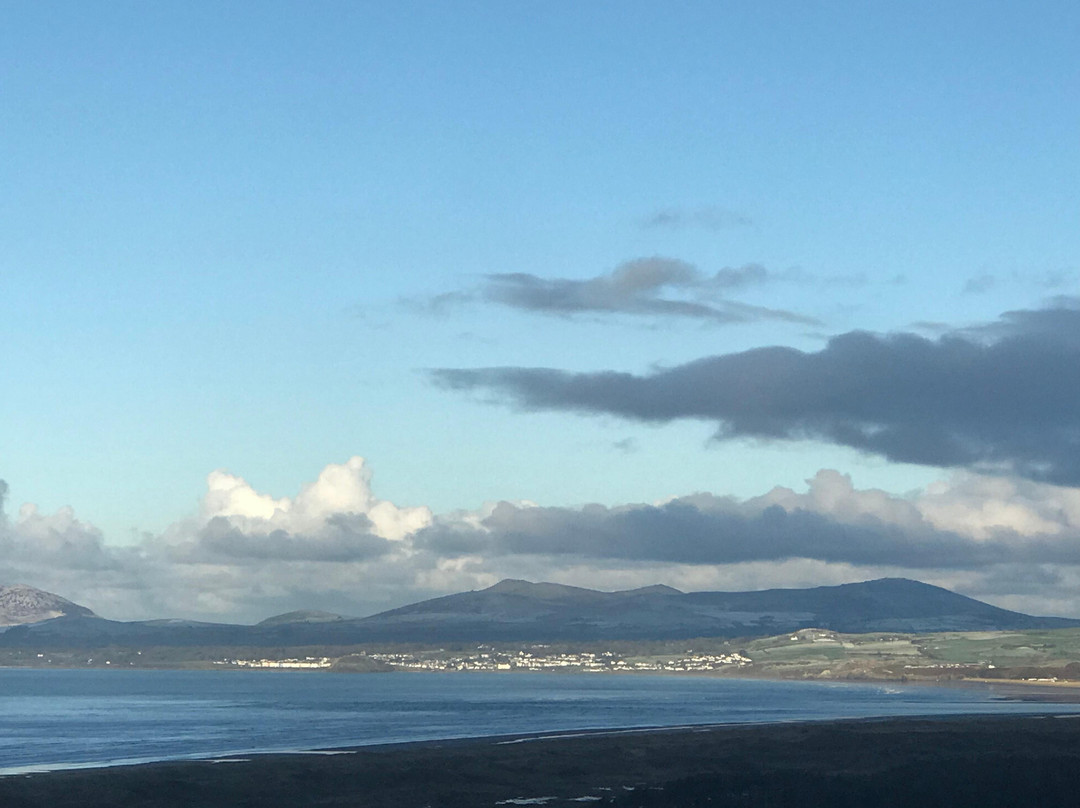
[4,3,1080,620]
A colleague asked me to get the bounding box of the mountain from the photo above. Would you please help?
[0,584,96,627]
[338,577,1079,642]
[1,578,1077,648]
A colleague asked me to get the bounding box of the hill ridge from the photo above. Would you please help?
[2,577,1077,647]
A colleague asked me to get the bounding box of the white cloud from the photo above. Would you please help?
[917,474,1080,539]
[6,503,113,570]
[198,457,432,541]
[201,470,283,523]
[747,470,927,529]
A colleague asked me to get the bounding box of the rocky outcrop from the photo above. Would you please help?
[0,584,96,626]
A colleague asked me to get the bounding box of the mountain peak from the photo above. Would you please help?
[485,579,535,594]
[485,579,598,598]
[0,584,96,627]
[486,580,684,599]
[620,584,684,596]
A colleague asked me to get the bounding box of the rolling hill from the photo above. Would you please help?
[1,577,1077,648]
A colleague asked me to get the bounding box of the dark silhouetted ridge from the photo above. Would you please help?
[2,578,1076,647]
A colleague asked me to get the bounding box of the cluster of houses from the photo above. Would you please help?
[216,646,754,673]
[366,647,751,673]
[221,656,334,669]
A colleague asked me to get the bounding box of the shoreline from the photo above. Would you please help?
[12,659,1080,688]
[4,714,1080,806]
[4,692,1080,778]
[5,672,1080,779]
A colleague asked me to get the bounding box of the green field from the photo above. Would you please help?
[736,627,1080,681]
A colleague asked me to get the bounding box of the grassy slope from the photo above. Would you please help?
[739,627,1080,681]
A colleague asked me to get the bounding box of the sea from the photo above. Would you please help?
[2,669,1078,774]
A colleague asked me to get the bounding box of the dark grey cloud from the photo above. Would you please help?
[416,496,1080,570]
[432,302,1080,485]
[195,514,393,563]
[479,257,817,325]
[402,257,821,325]
[640,207,753,230]
[964,298,1080,349]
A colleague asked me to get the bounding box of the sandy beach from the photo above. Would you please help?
[2,713,1080,807]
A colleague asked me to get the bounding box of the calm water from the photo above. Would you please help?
[1,669,1077,773]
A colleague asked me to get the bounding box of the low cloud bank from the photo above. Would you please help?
[6,457,1080,622]
[418,469,1080,572]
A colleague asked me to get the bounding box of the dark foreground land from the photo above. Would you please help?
[4,714,1080,807]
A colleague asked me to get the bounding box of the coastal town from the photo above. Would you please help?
[219,645,753,674]
[366,646,753,673]
[225,656,334,669]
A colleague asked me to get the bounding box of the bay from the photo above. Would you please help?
[1,668,1077,774]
